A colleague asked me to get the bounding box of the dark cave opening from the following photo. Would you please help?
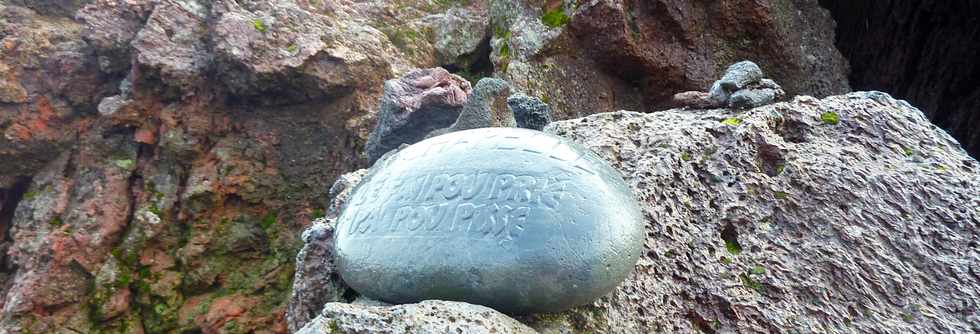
[820,0,980,157]
[0,177,31,274]
[442,33,495,85]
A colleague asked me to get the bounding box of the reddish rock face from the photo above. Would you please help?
[568,0,849,108]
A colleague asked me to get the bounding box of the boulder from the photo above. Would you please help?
[826,0,980,157]
[537,91,979,333]
[296,300,536,334]
[286,171,366,333]
[337,128,645,314]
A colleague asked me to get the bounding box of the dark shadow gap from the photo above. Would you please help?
[819,0,980,157]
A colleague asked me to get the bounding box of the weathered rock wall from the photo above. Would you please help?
[490,0,850,118]
[0,0,493,332]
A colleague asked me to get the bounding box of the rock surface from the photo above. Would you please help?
[297,300,536,334]
[292,92,979,333]
[0,1,491,332]
[286,171,366,333]
[447,78,514,131]
[679,60,786,109]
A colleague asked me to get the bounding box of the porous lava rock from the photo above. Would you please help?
[297,300,536,334]
[0,0,494,332]
[822,0,980,157]
[508,93,553,130]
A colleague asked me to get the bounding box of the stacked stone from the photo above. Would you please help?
[672,60,785,109]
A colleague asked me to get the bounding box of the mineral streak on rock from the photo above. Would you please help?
[335,128,646,314]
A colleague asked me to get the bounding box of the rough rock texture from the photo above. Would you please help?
[0,5,117,188]
[490,0,850,119]
[820,0,980,157]
[364,68,472,163]
[536,92,979,333]
[292,92,979,333]
[447,77,514,131]
[507,93,552,130]
[297,300,536,334]
[286,170,365,333]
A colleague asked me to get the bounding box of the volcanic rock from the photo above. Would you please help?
[508,93,553,130]
[297,300,536,334]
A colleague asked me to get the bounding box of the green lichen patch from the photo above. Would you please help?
[381,26,424,53]
[312,208,326,219]
[903,147,915,157]
[773,191,789,199]
[260,211,278,230]
[820,111,840,125]
[22,189,38,201]
[113,159,135,170]
[681,152,692,161]
[541,7,570,28]
[725,240,742,255]
[739,273,764,293]
[721,117,742,126]
[252,19,267,33]
[774,163,786,175]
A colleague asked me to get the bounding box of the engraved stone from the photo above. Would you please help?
[335,127,645,314]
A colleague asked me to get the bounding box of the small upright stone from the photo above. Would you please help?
[717,60,764,91]
[708,60,764,103]
[728,87,781,109]
[507,93,553,130]
[448,77,513,131]
[335,128,645,314]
